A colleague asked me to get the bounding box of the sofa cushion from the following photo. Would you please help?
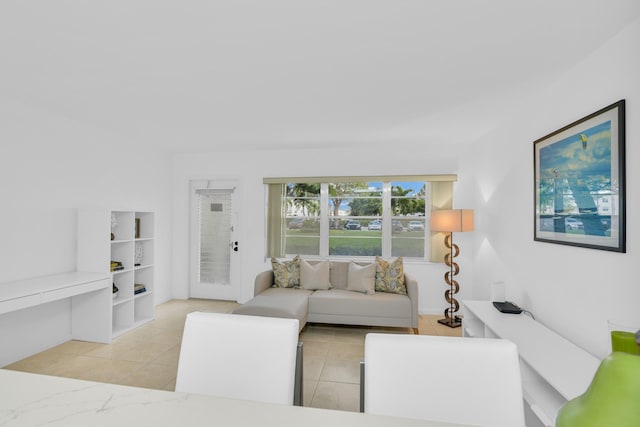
[374,257,407,295]
[308,289,411,319]
[329,260,374,290]
[271,256,300,288]
[328,261,349,289]
[232,287,312,330]
[300,259,332,290]
[347,262,376,295]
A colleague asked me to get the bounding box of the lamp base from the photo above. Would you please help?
[438,317,462,328]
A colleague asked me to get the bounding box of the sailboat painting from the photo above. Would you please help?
[534,100,626,252]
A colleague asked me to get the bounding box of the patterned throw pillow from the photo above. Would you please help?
[271,255,300,288]
[374,256,406,295]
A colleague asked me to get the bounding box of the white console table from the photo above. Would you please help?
[462,301,600,427]
[0,272,111,366]
[0,370,470,427]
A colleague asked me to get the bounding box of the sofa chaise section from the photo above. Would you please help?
[232,285,311,332]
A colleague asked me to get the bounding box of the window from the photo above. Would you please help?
[327,181,383,257]
[265,175,456,261]
[284,183,321,256]
[391,182,427,258]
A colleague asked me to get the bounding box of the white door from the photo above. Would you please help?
[190,180,240,300]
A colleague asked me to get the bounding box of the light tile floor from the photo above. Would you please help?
[3,299,460,412]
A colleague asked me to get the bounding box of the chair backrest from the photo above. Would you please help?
[175,312,299,405]
[363,333,525,427]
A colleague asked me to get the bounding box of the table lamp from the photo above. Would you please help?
[430,209,474,328]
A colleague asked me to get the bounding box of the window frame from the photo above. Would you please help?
[264,175,457,262]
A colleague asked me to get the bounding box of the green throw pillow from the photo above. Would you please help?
[271,255,300,288]
[374,256,406,295]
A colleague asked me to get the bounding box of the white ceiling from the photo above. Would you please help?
[1,0,639,152]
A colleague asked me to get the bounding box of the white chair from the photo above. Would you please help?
[175,312,302,405]
[362,333,525,427]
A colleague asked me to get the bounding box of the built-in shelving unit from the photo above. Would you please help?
[462,301,601,427]
[78,208,155,337]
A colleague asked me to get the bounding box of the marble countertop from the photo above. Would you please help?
[0,370,470,427]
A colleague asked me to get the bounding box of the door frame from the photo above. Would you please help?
[189,178,242,301]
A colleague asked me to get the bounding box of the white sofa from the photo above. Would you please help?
[232,260,419,334]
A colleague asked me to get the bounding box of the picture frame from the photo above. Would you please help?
[533,100,625,252]
[135,218,141,239]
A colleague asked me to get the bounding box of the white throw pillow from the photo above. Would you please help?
[300,259,332,290]
[347,262,376,295]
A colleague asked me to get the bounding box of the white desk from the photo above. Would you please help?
[462,301,600,427]
[0,272,111,366]
[0,370,471,427]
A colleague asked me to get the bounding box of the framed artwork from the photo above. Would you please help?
[533,100,625,252]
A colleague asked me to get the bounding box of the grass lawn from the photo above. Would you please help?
[285,229,425,257]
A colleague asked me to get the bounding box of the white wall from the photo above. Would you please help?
[0,102,174,305]
[171,142,475,314]
[465,17,640,359]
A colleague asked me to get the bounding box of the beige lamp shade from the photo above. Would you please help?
[430,209,474,232]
